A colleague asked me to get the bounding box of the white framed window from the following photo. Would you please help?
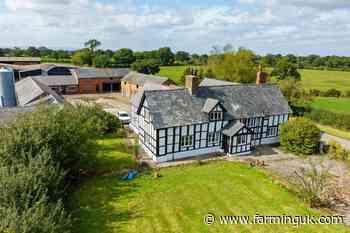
[237,135,247,145]
[208,132,220,143]
[210,111,223,121]
[267,127,278,137]
[181,135,193,147]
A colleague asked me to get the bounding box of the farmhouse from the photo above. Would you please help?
[72,68,130,94]
[121,72,176,98]
[130,74,291,162]
[0,57,41,65]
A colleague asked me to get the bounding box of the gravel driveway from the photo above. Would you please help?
[229,146,350,226]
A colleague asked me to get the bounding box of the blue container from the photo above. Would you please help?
[0,68,17,107]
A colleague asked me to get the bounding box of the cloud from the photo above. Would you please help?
[0,0,349,55]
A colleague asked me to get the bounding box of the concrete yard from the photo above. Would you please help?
[64,93,131,115]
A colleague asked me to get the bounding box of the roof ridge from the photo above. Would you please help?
[144,88,186,93]
[200,83,278,88]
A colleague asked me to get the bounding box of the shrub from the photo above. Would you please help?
[322,88,341,98]
[344,91,350,98]
[293,159,330,207]
[309,89,321,97]
[280,118,321,155]
[328,141,349,161]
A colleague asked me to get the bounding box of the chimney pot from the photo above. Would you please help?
[185,75,200,95]
[256,65,268,85]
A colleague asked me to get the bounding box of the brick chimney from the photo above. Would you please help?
[256,65,268,85]
[185,75,200,95]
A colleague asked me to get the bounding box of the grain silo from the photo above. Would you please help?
[0,68,17,107]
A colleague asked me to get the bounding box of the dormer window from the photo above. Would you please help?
[210,111,223,121]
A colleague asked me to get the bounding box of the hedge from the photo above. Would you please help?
[305,109,350,131]
[0,104,121,232]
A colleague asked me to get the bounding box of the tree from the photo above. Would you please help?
[93,54,111,68]
[280,118,321,155]
[175,51,190,64]
[158,47,175,66]
[271,57,301,81]
[131,59,160,75]
[84,39,101,54]
[207,48,256,83]
[278,78,312,114]
[113,48,135,67]
[71,48,92,66]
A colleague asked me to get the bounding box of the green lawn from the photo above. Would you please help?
[69,135,348,233]
[311,97,350,115]
[81,134,137,174]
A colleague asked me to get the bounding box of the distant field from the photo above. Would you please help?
[157,66,201,85]
[158,66,350,92]
[299,69,350,92]
[311,97,350,115]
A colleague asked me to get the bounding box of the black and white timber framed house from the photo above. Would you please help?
[130,74,291,163]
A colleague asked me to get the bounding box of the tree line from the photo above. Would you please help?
[2,41,350,72]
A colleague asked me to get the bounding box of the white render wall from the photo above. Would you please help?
[155,146,223,163]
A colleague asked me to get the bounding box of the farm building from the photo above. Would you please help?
[72,68,130,94]
[15,77,64,107]
[33,75,79,95]
[130,72,291,162]
[0,57,41,65]
[0,63,77,81]
[121,72,176,98]
[18,64,77,80]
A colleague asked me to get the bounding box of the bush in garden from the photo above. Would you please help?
[280,118,321,155]
[293,159,330,207]
[328,141,349,161]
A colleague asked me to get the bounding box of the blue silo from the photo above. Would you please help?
[0,68,17,107]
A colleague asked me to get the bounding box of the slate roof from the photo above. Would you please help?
[140,84,291,129]
[122,72,169,85]
[222,121,245,136]
[15,77,64,106]
[199,78,238,87]
[196,85,292,119]
[33,75,78,86]
[202,98,220,113]
[0,107,35,124]
[76,68,130,79]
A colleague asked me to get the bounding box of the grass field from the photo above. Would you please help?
[311,97,350,115]
[69,135,348,233]
[157,66,200,85]
[157,66,350,92]
[299,69,350,92]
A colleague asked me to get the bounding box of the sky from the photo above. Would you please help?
[1,0,350,55]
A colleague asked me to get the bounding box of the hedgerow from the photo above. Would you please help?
[0,104,121,232]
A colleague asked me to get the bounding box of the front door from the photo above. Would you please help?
[222,135,230,153]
